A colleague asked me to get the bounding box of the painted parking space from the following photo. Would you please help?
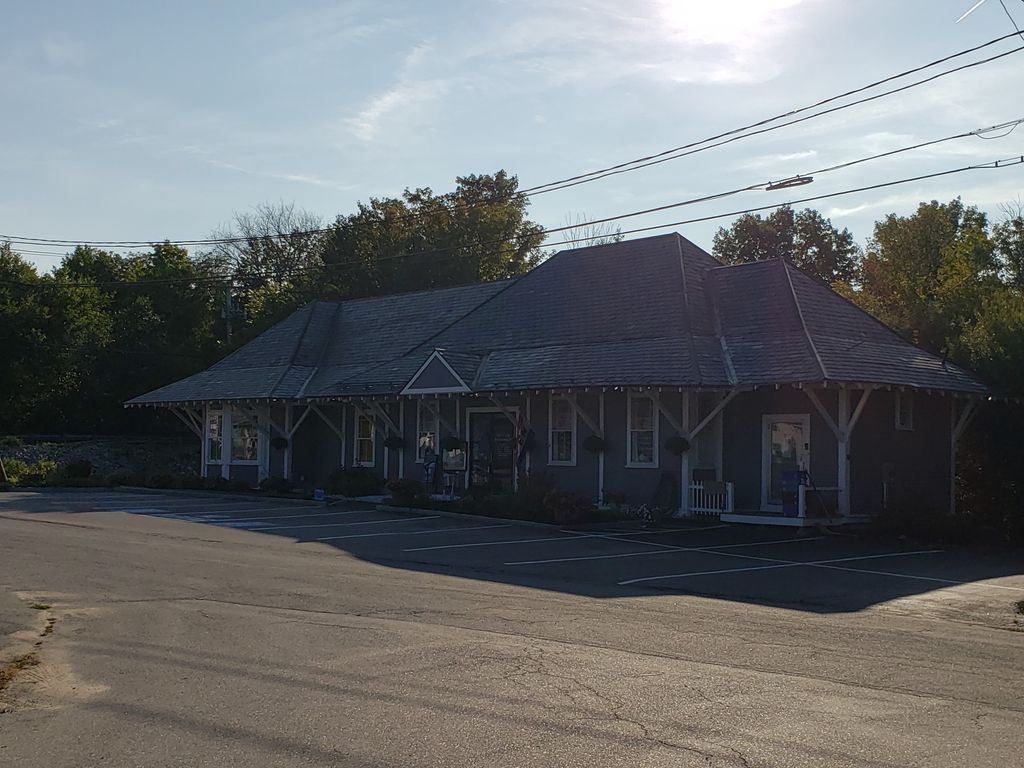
[3,489,1022,617]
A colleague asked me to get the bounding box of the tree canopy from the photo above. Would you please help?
[711,205,860,285]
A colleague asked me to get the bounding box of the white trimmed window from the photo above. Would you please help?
[548,395,576,465]
[230,412,258,463]
[895,391,914,431]
[416,401,438,462]
[627,392,658,467]
[355,413,375,466]
[206,409,223,462]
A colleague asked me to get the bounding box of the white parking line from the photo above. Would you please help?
[145,508,374,522]
[87,500,294,511]
[618,549,944,585]
[505,535,823,566]
[814,563,1024,592]
[258,516,440,531]
[314,524,515,542]
[404,533,594,552]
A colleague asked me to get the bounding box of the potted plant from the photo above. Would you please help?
[270,436,288,451]
[383,434,404,450]
[582,435,606,454]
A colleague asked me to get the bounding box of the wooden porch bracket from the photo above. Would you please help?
[652,391,684,435]
[169,406,203,438]
[804,386,874,517]
[422,399,459,439]
[488,395,525,431]
[288,405,313,437]
[309,403,346,441]
[950,398,980,516]
[566,393,602,437]
[366,400,400,435]
[687,389,739,441]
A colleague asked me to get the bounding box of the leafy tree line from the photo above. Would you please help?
[0,172,544,433]
[2,172,1022,535]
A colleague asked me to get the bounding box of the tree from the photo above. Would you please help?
[857,199,999,352]
[557,212,624,249]
[993,200,1024,289]
[317,170,544,299]
[711,205,860,285]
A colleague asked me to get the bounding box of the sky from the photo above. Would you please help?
[2,0,1024,270]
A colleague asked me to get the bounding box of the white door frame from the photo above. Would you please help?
[761,413,811,511]
[465,406,519,491]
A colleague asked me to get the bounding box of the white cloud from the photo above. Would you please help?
[207,159,356,191]
[343,43,450,143]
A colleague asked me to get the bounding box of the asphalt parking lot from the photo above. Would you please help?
[3,488,1022,619]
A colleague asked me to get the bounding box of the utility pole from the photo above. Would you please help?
[223,282,233,345]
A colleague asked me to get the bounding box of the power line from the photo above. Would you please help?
[3,153,1021,291]
[522,42,1024,195]
[3,33,1023,250]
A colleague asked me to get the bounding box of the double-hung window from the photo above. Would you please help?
[230,412,258,463]
[895,391,914,431]
[416,401,438,462]
[355,413,375,466]
[548,395,576,465]
[207,409,223,462]
[627,392,658,467]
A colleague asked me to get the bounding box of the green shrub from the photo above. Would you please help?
[62,458,93,479]
[516,472,556,510]
[259,476,292,494]
[1,458,29,484]
[543,489,597,526]
[147,474,175,489]
[107,472,129,487]
[0,436,23,449]
[386,478,423,506]
[602,489,626,507]
[327,466,382,497]
[21,459,58,486]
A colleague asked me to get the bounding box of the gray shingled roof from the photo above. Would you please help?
[127,232,987,406]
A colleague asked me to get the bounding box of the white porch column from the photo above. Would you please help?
[221,406,232,480]
[283,405,293,481]
[837,389,850,517]
[200,404,208,477]
[398,401,406,480]
[257,406,270,482]
[680,390,692,516]
[598,391,605,505]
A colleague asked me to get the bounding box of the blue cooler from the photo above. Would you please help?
[780,470,807,517]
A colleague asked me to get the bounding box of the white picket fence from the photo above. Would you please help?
[689,481,735,516]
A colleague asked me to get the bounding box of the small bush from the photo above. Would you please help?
[21,459,58,486]
[62,458,94,479]
[0,436,23,449]
[259,476,292,494]
[148,474,176,489]
[386,478,424,506]
[516,472,556,509]
[327,466,382,497]
[543,489,597,526]
[602,489,626,507]
[107,472,129,487]
[2,458,29,484]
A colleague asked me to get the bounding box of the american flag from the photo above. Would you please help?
[514,411,529,466]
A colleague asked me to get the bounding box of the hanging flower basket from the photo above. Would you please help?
[269,436,288,451]
[522,430,536,452]
[582,435,606,454]
[664,435,691,455]
[383,435,405,450]
[440,435,464,452]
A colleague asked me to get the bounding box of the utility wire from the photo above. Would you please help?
[522,42,1024,195]
[3,153,1021,291]
[3,33,1023,250]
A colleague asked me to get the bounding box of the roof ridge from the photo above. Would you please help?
[781,258,829,380]
[675,235,703,386]
[333,278,514,306]
[706,267,738,385]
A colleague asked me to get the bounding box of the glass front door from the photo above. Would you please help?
[762,414,810,509]
[469,412,516,490]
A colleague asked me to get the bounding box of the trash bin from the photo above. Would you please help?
[780,470,807,517]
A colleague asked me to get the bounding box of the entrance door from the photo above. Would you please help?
[469,411,516,490]
[761,414,810,510]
